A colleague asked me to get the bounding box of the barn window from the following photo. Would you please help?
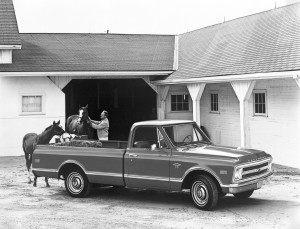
[171,94,189,111]
[253,90,267,116]
[21,95,44,114]
[210,93,219,113]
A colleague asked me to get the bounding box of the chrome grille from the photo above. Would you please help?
[239,159,271,182]
[243,168,268,179]
[243,162,268,172]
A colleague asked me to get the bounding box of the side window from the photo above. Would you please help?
[20,94,45,115]
[253,90,267,116]
[132,127,158,148]
[210,93,219,113]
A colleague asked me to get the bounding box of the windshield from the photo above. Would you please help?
[163,123,211,148]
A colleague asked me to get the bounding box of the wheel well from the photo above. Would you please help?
[58,163,84,179]
[181,170,222,194]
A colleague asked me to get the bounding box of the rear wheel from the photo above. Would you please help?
[190,175,218,210]
[64,168,91,197]
[233,190,254,199]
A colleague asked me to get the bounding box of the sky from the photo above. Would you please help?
[12,0,300,35]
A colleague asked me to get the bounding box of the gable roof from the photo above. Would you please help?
[0,0,21,46]
[0,33,175,72]
[164,3,300,83]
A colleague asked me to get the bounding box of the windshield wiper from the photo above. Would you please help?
[179,141,211,150]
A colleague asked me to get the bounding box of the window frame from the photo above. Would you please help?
[209,91,219,114]
[19,93,46,116]
[253,90,268,117]
[170,93,190,112]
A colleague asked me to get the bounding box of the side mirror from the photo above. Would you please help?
[150,144,157,151]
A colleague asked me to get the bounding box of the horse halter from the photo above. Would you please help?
[53,124,65,135]
[77,108,88,123]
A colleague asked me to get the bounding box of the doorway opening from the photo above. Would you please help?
[63,79,157,140]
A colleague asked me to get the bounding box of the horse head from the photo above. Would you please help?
[77,104,89,123]
[51,120,65,135]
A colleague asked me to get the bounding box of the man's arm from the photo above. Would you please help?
[91,121,108,130]
[88,117,100,125]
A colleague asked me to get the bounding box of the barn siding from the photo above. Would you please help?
[200,83,241,146]
[165,79,300,168]
[0,76,65,156]
[165,85,193,120]
[249,79,300,168]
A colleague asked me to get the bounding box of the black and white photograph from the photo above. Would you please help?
[0,0,300,228]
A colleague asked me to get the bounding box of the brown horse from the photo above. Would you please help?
[66,105,94,139]
[23,120,65,187]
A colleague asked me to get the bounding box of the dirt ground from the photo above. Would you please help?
[0,157,299,229]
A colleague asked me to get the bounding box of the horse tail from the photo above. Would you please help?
[24,151,32,171]
[23,135,31,172]
[22,133,37,172]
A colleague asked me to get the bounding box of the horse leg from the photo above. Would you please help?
[25,154,32,184]
[27,165,32,184]
[33,175,37,187]
[45,177,50,187]
[27,169,32,184]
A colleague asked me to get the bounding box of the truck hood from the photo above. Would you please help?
[182,144,271,163]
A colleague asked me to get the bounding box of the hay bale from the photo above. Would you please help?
[55,140,102,148]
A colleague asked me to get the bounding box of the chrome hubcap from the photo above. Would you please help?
[192,181,209,206]
[68,172,84,194]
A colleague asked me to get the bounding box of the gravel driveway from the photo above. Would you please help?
[0,156,299,229]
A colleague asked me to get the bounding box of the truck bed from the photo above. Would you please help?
[32,140,128,186]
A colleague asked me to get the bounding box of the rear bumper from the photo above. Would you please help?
[221,171,273,194]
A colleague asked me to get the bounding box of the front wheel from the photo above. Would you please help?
[190,175,218,210]
[64,168,91,198]
[233,190,254,199]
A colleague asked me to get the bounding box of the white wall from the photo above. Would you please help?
[0,76,65,156]
[165,85,193,120]
[200,83,241,146]
[248,79,300,168]
[165,79,300,168]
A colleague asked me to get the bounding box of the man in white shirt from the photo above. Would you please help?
[90,110,109,141]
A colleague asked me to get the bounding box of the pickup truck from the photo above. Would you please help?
[32,120,273,210]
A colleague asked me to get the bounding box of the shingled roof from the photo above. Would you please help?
[164,3,300,82]
[0,33,175,72]
[0,0,21,46]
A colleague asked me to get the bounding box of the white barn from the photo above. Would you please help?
[155,4,300,168]
[0,0,299,168]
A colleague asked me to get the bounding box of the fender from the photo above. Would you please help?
[181,166,224,186]
[58,160,87,176]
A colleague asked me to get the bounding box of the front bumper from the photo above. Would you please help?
[221,171,273,194]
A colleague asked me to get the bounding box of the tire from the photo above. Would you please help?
[233,190,254,199]
[64,168,91,198]
[190,175,218,210]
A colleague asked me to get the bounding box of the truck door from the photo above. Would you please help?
[124,126,171,190]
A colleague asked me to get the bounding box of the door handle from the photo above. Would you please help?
[128,153,138,158]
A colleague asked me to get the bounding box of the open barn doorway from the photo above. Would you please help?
[63,79,157,140]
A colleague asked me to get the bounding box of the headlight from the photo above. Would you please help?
[268,159,273,171]
[233,167,243,181]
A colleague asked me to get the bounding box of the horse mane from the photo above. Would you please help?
[44,125,53,131]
